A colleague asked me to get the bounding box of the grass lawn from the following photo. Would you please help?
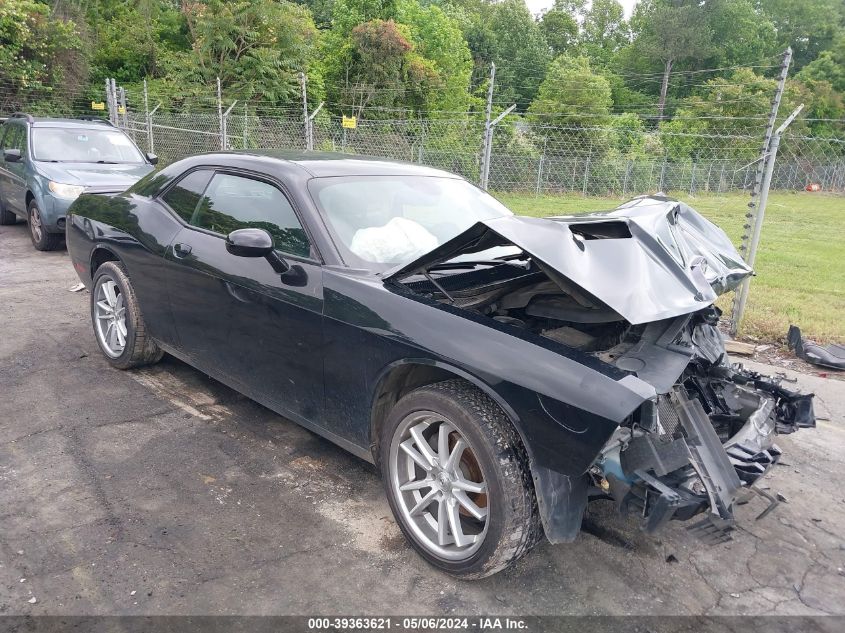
[494,191,845,344]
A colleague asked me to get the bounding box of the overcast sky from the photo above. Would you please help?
[525,0,639,18]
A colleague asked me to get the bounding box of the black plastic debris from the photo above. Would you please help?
[787,325,845,370]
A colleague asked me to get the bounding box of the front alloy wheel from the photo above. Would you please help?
[27,201,62,251]
[389,412,490,561]
[380,380,541,578]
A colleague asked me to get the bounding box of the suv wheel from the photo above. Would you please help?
[28,200,62,251]
[0,197,16,225]
[380,380,542,578]
[91,261,164,369]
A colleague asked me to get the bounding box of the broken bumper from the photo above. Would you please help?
[596,366,815,543]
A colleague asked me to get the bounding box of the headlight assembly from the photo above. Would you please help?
[48,181,85,199]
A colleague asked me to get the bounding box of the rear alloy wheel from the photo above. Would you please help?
[381,380,541,578]
[91,261,163,369]
[28,200,61,251]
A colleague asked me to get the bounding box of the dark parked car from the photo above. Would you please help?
[66,151,814,578]
[0,113,156,251]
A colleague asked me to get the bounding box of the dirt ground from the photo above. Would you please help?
[1,221,844,616]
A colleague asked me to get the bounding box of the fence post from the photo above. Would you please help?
[731,104,803,335]
[659,156,667,192]
[418,120,426,164]
[689,161,697,196]
[118,87,128,129]
[221,100,238,150]
[582,155,591,196]
[243,103,248,149]
[730,47,792,335]
[216,77,224,150]
[622,159,631,196]
[143,80,151,150]
[480,63,496,189]
[106,78,118,125]
[535,137,547,197]
[307,101,324,151]
[300,72,311,151]
[481,104,515,191]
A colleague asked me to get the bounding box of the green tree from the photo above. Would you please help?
[658,68,810,160]
[180,0,319,105]
[528,55,612,126]
[577,0,629,69]
[320,0,473,116]
[487,0,551,110]
[756,0,845,70]
[0,0,83,112]
[540,1,579,58]
[88,0,189,84]
[628,0,715,119]
[799,34,845,94]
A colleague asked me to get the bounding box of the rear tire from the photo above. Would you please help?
[380,379,541,579]
[28,200,62,251]
[91,261,164,369]
[0,198,16,225]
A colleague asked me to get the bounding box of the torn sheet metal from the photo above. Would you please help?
[385,195,752,325]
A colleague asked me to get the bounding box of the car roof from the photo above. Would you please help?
[2,116,116,130]
[212,150,462,179]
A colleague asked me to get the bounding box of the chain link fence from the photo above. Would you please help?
[121,110,844,196]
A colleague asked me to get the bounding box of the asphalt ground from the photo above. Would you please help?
[2,220,844,617]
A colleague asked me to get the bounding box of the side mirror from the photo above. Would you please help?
[226,228,274,257]
[4,149,21,163]
[226,228,292,274]
[145,152,159,165]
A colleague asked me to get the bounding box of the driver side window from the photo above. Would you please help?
[193,173,311,259]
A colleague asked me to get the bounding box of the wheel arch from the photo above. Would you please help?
[90,246,122,275]
[369,359,528,466]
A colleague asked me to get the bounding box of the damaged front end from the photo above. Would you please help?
[385,194,816,544]
[593,311,816,543]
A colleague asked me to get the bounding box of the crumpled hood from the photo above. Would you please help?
[385,195,752,325]
[36,162,154,191]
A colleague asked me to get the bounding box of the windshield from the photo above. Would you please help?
[32,127,145,164]
[309,176,513,270]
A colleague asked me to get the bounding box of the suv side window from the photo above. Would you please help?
[193,173,311,258]
[161,170,213,222]
[1,124,22,154]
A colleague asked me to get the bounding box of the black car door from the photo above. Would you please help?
[163,169,325,425]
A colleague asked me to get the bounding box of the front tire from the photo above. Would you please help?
[28,200,62,251]
[91,261,163,369]
[380,380,541,578]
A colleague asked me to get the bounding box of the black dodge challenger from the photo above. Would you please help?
[66,151,815,578]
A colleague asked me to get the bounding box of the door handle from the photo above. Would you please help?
[173,243,192,258]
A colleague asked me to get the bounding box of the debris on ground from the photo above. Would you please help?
[787,325,845,370]
[27,597,36,604]
[724,340,756,356]
[69,282,86,292]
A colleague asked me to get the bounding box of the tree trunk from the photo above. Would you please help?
[658,58,673,120]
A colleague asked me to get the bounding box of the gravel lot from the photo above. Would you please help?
[2,221,844,617]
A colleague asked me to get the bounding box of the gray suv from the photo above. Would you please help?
[0,113,157,250]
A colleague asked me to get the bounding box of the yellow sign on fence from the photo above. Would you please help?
[91,101,105,110]
[342,115,357,129]
[117,106,126,115]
